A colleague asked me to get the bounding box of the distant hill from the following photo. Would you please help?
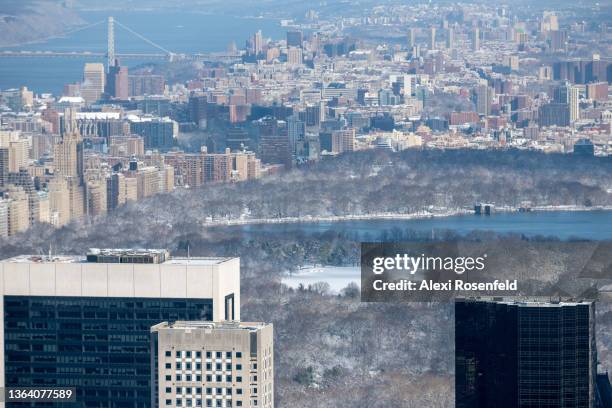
[0,1,85,47]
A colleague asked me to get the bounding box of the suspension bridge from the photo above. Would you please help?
[0,17,242,65]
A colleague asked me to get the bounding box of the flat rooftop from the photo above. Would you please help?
[2,249,234,266]
[152,321,269,332]
[458,297,593,307]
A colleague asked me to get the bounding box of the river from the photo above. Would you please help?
[0,10,285,94]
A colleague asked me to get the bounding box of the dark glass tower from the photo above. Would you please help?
[5,297,212,407]
[455,298,597,408]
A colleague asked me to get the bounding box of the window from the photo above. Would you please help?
[186,388,192,394]
[206,400,212,407]
[206,375,212,382]
[196,375,202,382]
[166,363,172,369]
[196,388,202,394]
[165,400,172,406]
[186,363,192,370]
[196,363,201,370]
[187,399,193,407]
[226,375,232,382]
[206,388,212,395]
[196,351,202,358]
[236,402,242,407]
[216,375,222,382]
[226,388,232,395]
[165,351,172,357]
[176,375,181,381]
[166,375,172,381]
[216,401,222,407]
[176,399,182,406]
[196,400,202,407]
[186,351,192,358]
[226,363,232,370]
[236,352,242,358]
[226,352,232,358]
[236,376,242,383]
[206,363,212,370]
[165,387,172,393]
[236,364,242,370]
[186,375,192,381]
[216,363,222,370]
[216,352,222,358]
[206,352,212,358]
[176,351,181,357]
[237,389,242,395]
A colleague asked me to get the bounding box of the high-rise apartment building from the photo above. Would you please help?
[446,27,454,49]
[407,28,416,50]
[0,249,240,407]
[151,321,273,408]
[472,28,480,51]
[474,83,492,116]
[331,129,355,153]
[81,63,105,105]
[129,117,178,150]
[456,298,597,408]
[429,26,436,50]
[253,30,263,55]
[287,47,303,66]
[54,109,84,181]
[568,84,580,123]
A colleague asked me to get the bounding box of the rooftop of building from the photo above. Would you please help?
[457,297,594,307]
[2,248,234,265]
[151,321,269,332]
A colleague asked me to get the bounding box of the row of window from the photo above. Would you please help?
[167,351,243,359]
[167,362,244,371]
[165,386,244,396]
[165,374,244,383]
[166,398,244,407]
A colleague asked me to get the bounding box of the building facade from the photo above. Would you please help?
[456,298,597,408]
[0,249,240,408]
[151,321,273,408]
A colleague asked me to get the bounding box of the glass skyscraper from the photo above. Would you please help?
[455,298,597,408]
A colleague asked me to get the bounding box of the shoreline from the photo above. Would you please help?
[200,205,612,228]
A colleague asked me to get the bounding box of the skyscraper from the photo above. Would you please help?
[407,27,416,49]
[287,46,303,65]
[446,27,454,49]
[253,30,263,55]
[429,26,437,50]
[474,83,492,116]
[286,30,303,48]
[0,249,240,407]
[456,298,597,408]
[151,321,274,408]
[81,63,105,105]
[106,59,129,99]
[472,27,480,51]
[54,108,84,181]
[568,84,580,123]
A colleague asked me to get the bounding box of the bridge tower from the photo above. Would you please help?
[107,16,115,72]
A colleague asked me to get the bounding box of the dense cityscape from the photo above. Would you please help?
[0,0,611,407]
[0,1,610,236]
